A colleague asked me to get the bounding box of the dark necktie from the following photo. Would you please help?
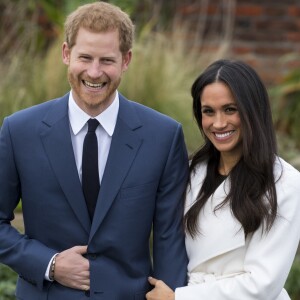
[82,118,100,220]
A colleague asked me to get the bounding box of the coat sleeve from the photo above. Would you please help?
[175,160,300,300]
[152,123,189,290]
[0,118,56,290]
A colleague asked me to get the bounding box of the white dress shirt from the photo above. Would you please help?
[45,90,119,280]
[68,90,119,183]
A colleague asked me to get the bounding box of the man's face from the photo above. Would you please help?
[62,27,131,116]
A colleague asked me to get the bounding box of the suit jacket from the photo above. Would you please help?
[0,93,189,300]
[175,158,300,300]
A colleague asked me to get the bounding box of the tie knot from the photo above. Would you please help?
[87,118,99,132]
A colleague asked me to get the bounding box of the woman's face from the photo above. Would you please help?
[200,82,243,160]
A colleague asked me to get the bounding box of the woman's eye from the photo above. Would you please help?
[202,108,213,114]
[225,107,237,113]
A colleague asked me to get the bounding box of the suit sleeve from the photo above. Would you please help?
[175,162,300,299]
[152,123,189,289]
[0,118,56,290]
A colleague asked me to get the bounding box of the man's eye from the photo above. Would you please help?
[103,59,114,64]
[80,56,91,60]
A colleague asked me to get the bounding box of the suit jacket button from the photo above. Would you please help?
[89,253,97,260]
[85,290,90,297]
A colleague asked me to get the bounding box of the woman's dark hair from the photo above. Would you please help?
[185,59,278,238]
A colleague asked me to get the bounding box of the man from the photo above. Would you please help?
[0,2,188,299]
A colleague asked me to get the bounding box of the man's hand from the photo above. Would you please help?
[146,277,175,300]
[54,245,90,291]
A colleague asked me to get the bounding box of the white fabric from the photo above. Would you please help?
[176,157,300,300]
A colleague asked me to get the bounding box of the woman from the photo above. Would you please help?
[146,59,300,299]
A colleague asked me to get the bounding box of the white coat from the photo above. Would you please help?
[176,157,300,300]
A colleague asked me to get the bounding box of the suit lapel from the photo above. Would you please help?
[40,95,91,234]
[90,95,143,240]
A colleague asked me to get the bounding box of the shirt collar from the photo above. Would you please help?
[68,91,119,136]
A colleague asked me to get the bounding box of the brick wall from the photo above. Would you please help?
[175,0,300,86]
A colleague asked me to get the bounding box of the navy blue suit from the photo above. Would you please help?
[0,93,188,299]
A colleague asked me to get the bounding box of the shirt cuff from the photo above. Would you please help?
[45,253,58,281]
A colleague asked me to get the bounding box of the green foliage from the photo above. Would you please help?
[108,0,141,15]
[63,0,94,15]
[276,132,300,171]
[15,202,22,213]
[285,256,300,300]
[0,264,17,300]
[271,65,300,149]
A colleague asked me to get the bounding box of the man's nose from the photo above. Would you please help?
[87,61,103,78]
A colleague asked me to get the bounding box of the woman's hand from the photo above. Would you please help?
[146,277,175,300]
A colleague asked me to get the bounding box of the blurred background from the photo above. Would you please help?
[0,0,299,299]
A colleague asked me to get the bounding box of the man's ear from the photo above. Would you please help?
[122,50,132,72]
[62,42,71,65]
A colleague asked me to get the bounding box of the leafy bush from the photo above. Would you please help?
[271,56,300,150]
[285,256,300,300]
[0,264,17,300]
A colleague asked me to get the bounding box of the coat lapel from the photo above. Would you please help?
[89,95,143,240]
[40,95,91,234]
[185,163,245,270]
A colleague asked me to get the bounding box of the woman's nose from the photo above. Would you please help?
[213,113,227,128]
